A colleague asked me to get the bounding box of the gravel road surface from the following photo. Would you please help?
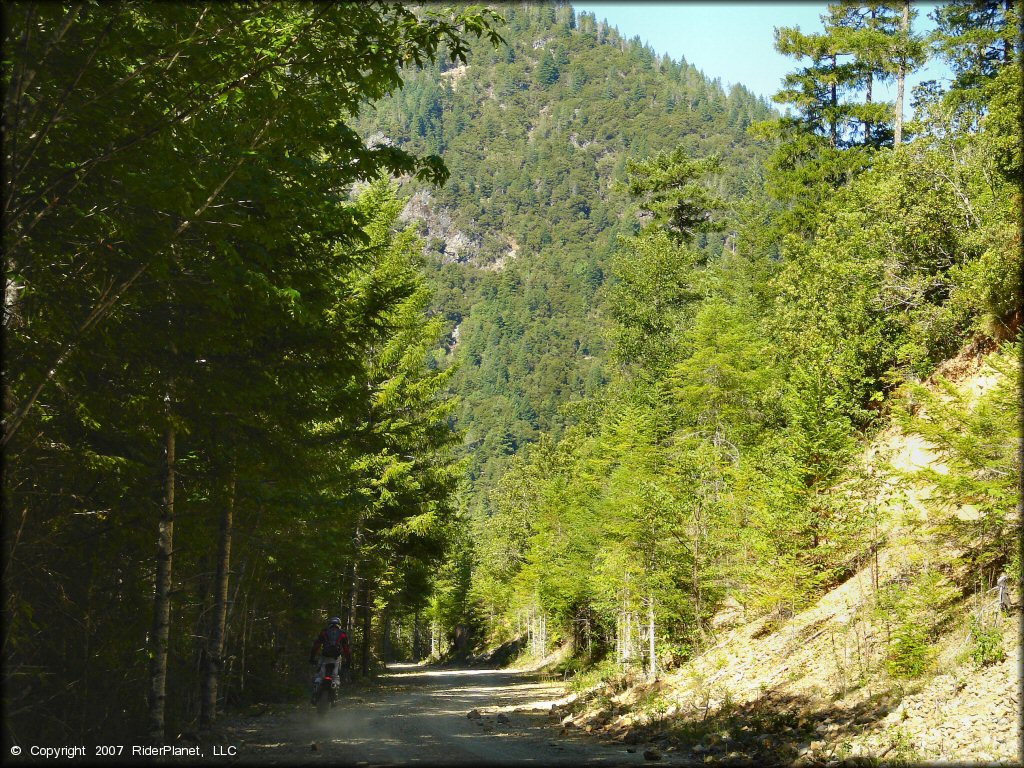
[220,664,670,766]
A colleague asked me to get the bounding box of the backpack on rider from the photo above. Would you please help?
[323,624,347,657]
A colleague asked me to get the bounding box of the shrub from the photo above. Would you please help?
[876,568,957,679]
[886,621,932,678]
[969,618,1005,667]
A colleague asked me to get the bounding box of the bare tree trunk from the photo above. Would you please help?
[864,72,873,144]
[342,560,356,633]
[148,409,175,741]
[533,609,538,656]
[625,609,632,664]
[413,608,422,662]
[200,465,235,730]
[360,581,371,676]
[647,596,656,681]
[343,517,364,634]
[894,1,909,147]
[693,502,703,628]
[829,53,838,148]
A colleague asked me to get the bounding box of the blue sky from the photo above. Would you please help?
[572,2,952,103]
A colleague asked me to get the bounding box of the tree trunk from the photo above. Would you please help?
[239,590,250,696]
[616,612,621,665]
[625,609,632,664]
[894,1,909,147]
[1003,0,1012,64]
[829,54,838,148]
[343,517,364,633]
[360,581,371,676]
[200,466,235,730]
[412,608,421,662]
[864,71,873,144]
[540,613,546,657]
[343,561,356,634]
[864,7,875,144]
[647,596,656,681]
[147,413,175,741]
[693,506,702,625]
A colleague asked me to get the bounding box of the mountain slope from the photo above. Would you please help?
[354,2,773,493]
[547,347,1019,764]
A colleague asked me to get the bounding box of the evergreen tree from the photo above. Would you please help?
[535,48,560,86]
[932,0,1020,102]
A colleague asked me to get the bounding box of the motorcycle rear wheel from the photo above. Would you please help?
[316,685,330,717]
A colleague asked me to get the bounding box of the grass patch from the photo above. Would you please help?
[569,658,626,696]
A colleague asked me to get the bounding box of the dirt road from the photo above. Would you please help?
[221,664,674,766]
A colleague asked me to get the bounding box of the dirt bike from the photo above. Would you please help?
[311,658,351,717]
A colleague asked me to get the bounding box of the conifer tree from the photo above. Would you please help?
[932,0,1019,101]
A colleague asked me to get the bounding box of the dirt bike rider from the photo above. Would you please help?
[310,616,352,701]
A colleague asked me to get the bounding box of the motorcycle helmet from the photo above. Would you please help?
[329,616,341,626]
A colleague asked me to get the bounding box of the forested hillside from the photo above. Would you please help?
[353,3,773,495]
[455,0,1021,698]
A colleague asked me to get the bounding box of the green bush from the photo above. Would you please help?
[969,618,1006,667]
